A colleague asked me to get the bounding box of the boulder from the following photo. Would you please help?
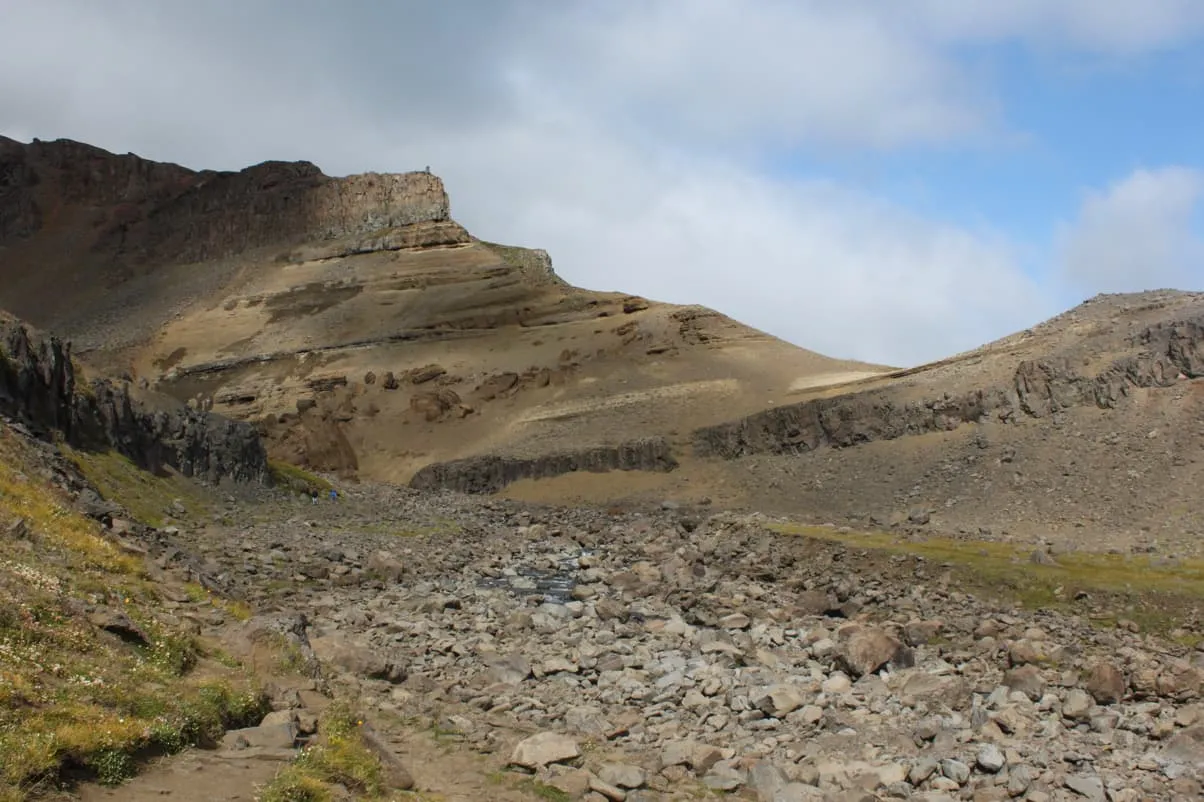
[365,550,405,582]
[837,627,913,678]
[1084,661,1125,705]
[509,732,581,770]
[597,763,646,790]
[310,634,406,683]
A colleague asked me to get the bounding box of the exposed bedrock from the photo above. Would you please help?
[0,314,268,484]
[408,437,679,494]
[694,318,1204,459]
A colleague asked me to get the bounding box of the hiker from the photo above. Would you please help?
[329,488,338,502]
[310,490,318,505]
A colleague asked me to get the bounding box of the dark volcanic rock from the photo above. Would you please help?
[409,437,678,494]
[0,313,267,484]
[693,313,1204,460]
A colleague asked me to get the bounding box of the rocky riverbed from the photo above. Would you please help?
[144,484,1204,802]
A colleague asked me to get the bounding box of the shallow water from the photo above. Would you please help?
[479,550,589,604]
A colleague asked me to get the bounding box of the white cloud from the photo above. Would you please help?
[905,0,1204,54]
[1059,168,1204,293]
[528,1,992,150]
[401,111,1051,367]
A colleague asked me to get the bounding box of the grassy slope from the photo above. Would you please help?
[0,421,418,800]
[771,523,1204,639]
[0,426,270,799]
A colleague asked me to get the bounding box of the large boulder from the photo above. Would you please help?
[1085,661,1126,705]
[310,634,406,683]
[837,626,914,678]
[509,732,581,770]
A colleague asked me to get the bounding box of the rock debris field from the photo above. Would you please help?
[166,484,1204,802]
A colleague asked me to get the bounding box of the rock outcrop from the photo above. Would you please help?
[694,311,1204,459]
[0,312,267,484]
[0,136,466,265]
[409,437,678,494]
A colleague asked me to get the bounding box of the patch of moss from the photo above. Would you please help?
[768,522,1204,633]
[356,518,462,539]
[269,460,333,495]
[523,781,572,802]
[182,582,253,623]
[65,447,211,528]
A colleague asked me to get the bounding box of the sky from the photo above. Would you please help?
[2,1,1204,367]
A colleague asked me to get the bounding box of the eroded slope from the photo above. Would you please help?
[0,136,885,486]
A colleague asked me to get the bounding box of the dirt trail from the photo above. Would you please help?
[72,730,546,802]
[75,750,285,802]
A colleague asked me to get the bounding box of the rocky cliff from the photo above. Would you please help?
[694,298,1204,460]
[0,137,469,349]
[409,437,678,494]
[0,136,464,265]
[0,312,267,484]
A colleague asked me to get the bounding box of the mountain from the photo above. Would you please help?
[689,288,1204,549]
[4,135,1204,546]
[0,136,886,487]
[3,137,1204,802]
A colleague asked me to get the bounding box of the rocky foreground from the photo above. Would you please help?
[136,483,1204,802]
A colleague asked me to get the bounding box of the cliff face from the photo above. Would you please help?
[0,136,463,267]
[693,302,1204,460]
[409,437,678,494]
[0,313,267,484]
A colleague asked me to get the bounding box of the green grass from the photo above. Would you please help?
[356,518,463,539]
[257,703,392,802]
[0,428,270,799]
[769,522,1204,633]
[268,460,332,495]
[66,447,211,528]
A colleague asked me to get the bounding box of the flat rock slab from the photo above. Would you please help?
[509,731,581,769]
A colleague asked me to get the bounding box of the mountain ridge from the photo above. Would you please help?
[0,135,886,488]
[7,135,1204,551]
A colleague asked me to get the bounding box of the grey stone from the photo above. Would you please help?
[976,744,1005,773]
[1063,774,1106,801]
[509,732,581,769]
[598,763,647,790]
[939,758,970,786]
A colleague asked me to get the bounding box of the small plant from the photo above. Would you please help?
[270,636,310,676]
[148,632,200,676]
[89,748,137,786]
[256,702,395,802]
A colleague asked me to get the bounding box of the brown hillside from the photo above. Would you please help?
[8,135,1204,553]
[0,136,885,485]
